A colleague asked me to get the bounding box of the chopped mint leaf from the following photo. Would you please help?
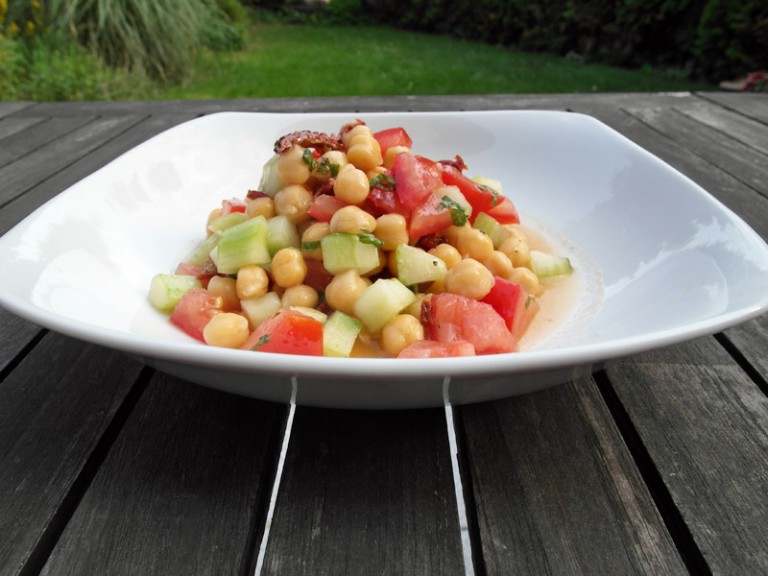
[439,195,468,226]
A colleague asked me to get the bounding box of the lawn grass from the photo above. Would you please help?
[153,21,713,100]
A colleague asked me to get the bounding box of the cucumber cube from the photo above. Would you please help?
[323,311,363,357]
[395,244,447,286]
[258,154,283,197]
[473,212,511,249]
[184,233,220,267]
[207,212,247,234]
[529,250,573,279]
[213,215,270,274]
[321,233,381,275]
[353,278,416,334]
[148,274,201,311]
[240,291,282,329]
[267,214,300,256]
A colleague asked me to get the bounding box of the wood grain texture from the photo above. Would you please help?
[459,380,686,575]
[40,373,287,576]
[0,334,144,576]
[0,114,144,207]
[261,407,465,576]
[606,337,768,575]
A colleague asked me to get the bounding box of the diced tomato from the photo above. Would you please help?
[408,193,453,239]
[221,198,247,216]
[373,127,413,155]
[438,165,519,224]
[424,293,517,354]
[481,277,539,340]
[484,197,520,224]
[366,182,410,218]
[174,263,215,288]
[170,288,222,341]
[242,309,323,356]
[398,339,476,358]
[307,193,348,222]
[393,154,442,209]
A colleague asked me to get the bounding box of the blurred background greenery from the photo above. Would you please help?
[0,0,764,101]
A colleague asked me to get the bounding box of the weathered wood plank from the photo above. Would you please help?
[605,337,768,575]
[459,380,686,575]
[40,373,287,576]
[0,115,45,141]
[698,92,768,125]
[627,105,768,199]
[0,114,145,208]
[0,309,42,375]
[0,334,144,576]
[0,116,95,169]
[0,102,34,119]
[261,407,465,576]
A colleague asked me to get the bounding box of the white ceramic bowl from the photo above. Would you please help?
[2,111,767,409]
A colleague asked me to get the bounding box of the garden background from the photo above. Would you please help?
[0,0,765,101]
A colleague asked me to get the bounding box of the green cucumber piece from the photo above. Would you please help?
[213,215,270,274]
[323,311,363,357]
[207,211,247,234]
[395,244,447,286]
[472,175,503,194]
[289,306,328,323]
[240,291,282,328]
[529,250,573,278]
[353,278,416,333]
[184,233,220,267]
[258,154,283,197]
[267,214,300,256]
[148,274,201,311]
[321,233,381,275]
[473,212,511,249]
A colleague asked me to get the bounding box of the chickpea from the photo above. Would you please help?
[281,284,319,308]
[483,250,513,279]
[507,266,543,296]
[301,221,330,260]
[203,312,250,348]
[207,276,240,311]
[271,247,307,288]
[325,269,371,315]
[342,124,373,148]
[443,258,494,300]
[455,226,494,261]
[246,196,275,220]
[333,165,370,204]
[236,265,269,300]
[274,184,313,224]
[383,145,411,169]
[375,213,408,251]
[381,314,425,356]
[313,150,347,180]
[330,205,377,234]
[428,243,462,269]
[499,229,530,267]
[347,136,383,171]
[277,144,311,185]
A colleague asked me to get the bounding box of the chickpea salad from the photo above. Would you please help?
[148,119,574,358]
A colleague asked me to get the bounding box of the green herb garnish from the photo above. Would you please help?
[438,195,469,226]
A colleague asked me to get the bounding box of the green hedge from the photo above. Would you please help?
[361,0,767,81]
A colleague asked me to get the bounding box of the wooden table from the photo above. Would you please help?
[1,93,767,576]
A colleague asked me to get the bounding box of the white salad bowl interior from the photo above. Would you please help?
[2,111,768,409]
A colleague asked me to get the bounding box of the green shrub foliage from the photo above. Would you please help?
[361,0,765,81]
